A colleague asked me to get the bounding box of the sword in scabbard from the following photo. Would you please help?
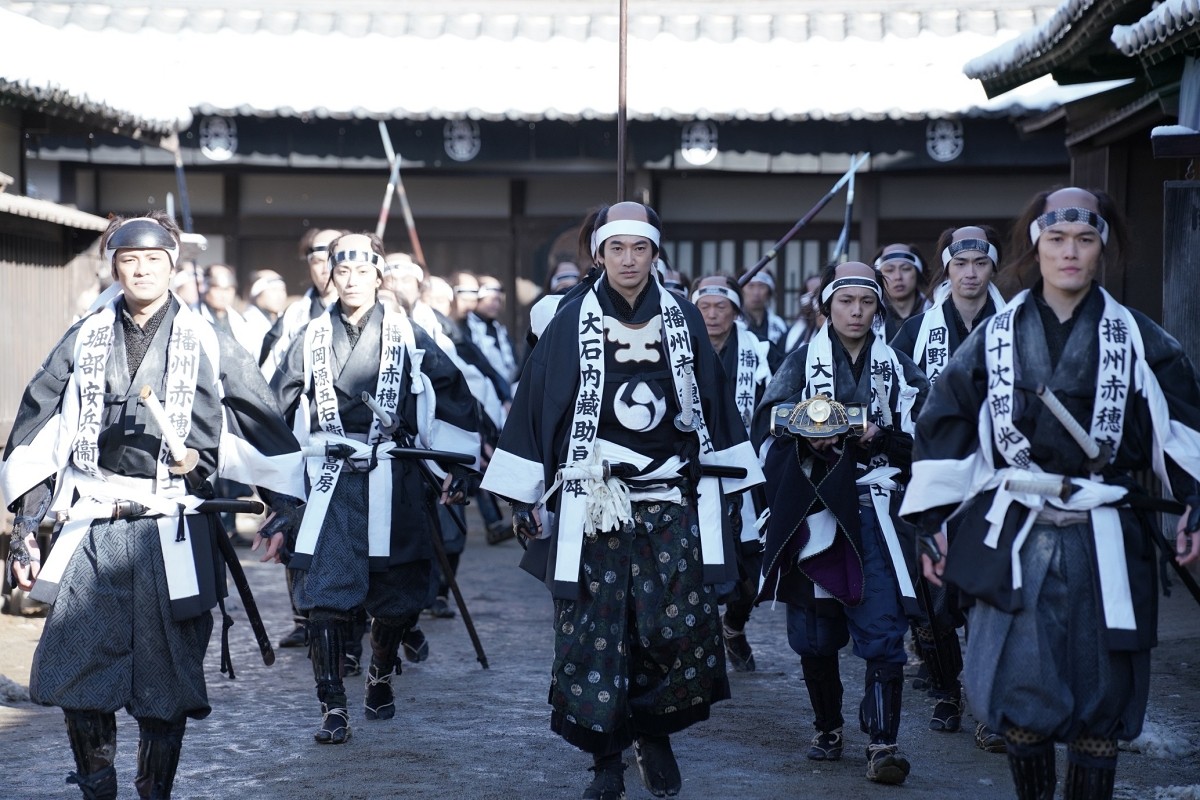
[139,385,200,475]
[1031,384,1112,473]
[204,499,277,668]
[300,441,474,466]
[56,492,278,668]
[360,391,489,669]
[1002,477,1200,608]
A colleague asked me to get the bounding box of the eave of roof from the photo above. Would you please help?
[0,5,1113,125]
[0,192,108,230]
[1,1,1058,44]
[1063,87,1167,144]
[0,79,184,143]
[1112,0,1200,66]
[965,0,1151,97]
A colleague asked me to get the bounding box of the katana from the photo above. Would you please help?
[209,499,276,669]
[139,385,200,475]
[358,390,488,668]
[738,152,869,288]
[1004,476,1076,501]
[300,441,475,466]
[406,454,490,670]
[1034,384,1111,473]
[999,477,1200,608]
[361,390,401,436]
[673,364,699,432]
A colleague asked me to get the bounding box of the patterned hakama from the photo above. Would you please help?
[550,498,730,753]
[293,471,434,619]
[964,522,1150,742]
[31,517,214,721]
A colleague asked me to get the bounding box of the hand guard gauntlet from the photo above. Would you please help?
[1185,495,1200,535]
[511,502,541,542]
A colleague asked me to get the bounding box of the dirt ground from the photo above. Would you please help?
[1,508,1199,799]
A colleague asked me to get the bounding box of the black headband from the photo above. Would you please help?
[330,250,385,270]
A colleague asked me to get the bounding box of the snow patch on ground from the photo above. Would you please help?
[0,674,30,704]
[1152,786,1200,800]
[1124,718,1196,758]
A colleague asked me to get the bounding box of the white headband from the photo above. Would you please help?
[590,219,661,257]
[941,238,998,267]
[1028,207,1110,246]
[386,261,424,282]
[748,272,775,292]
[690,285,741,310]
[820,276,883,304]
[874,250,924,273]
[250,275,286,298]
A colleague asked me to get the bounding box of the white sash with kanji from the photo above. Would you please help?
[983,288,1135,630]
[35,295,213,605]
[803,323,919,603]
[912,281,1005,384]
[552,283,731,586]
[734,326,770,542]
[293,306,415,563]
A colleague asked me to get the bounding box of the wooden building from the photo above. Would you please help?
[0,0,1101,332]
[965,0,1200,326]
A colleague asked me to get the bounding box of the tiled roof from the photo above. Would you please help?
[964,0,1147,96]
[1112,0,1200,58]
[0,192,108,230]
[2,1,1058,43]
[0,79,184,141]
[0,2,1102,124]
[966,0,1098,81]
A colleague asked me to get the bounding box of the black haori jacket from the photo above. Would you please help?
[481,279,763,600]
[2,296,304,620]
[271,301,481,570]
[901,284,1200,651]
[751,333,928,614]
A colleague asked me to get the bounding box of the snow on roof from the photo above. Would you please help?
[0,192,108,230]
[965,0,1097,80]
[1112,0,1200,57]
[0,5,1096,125]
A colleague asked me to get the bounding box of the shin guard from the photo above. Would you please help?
[134,717,186,800]
[859,660,904,745]
[1005,728,1056,800]
[800,654,844,734]
[1065,736,1117,800]
[308,614,349,708]
[63,710,118,800]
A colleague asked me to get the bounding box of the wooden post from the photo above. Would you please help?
[1163,181,1200,365]
[617,0,628,202]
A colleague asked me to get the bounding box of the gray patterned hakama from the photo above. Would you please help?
[293,471,434,618]
[550,498,730,752]
[964,522,1150,743]
[30,518,214,721]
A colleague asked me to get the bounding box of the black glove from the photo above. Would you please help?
[8,481,52,569]
[257,491,305,542]
[1185,494,1200,535]
[8,517,40,569]
[511,502,541,542]
[917,530,943,565]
